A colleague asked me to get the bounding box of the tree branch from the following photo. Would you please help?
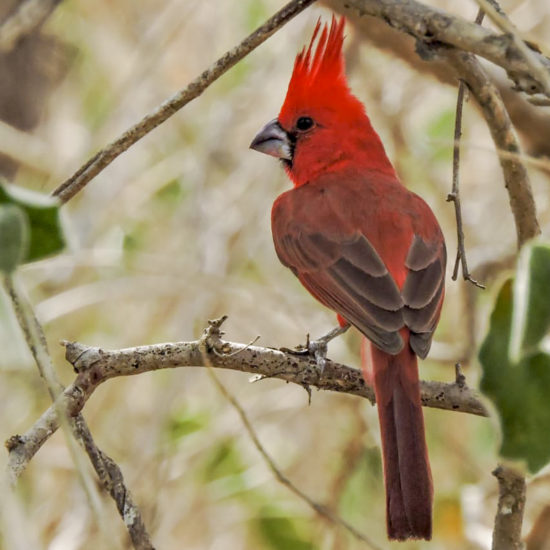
[491,465,526,550]
[446,9,486,289]
[444,49,541,247]
[6,317,488,481]
[343,0,550,96]
[2,274,155,550]
[51,0,317,203]
[75,416,155,550]
[200,323,382,549]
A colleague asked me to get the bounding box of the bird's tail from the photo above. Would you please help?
[363,336,433,540]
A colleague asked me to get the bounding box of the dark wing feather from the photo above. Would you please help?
[276,230,406,354]
[402,236,446,358]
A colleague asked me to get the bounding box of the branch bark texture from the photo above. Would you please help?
[444,49,541,247]
[343,0,550,96]
[7,318,488,481]
[491,465,527,550]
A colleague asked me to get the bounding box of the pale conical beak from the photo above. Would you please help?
[250,119,292,160]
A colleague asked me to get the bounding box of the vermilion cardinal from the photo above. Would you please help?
[250,16,445,541]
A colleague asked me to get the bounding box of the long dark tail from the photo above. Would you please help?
[365,337,432,540]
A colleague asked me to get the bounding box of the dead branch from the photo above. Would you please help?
[2,274,155,550]
[6,316,488,482]
[200,322,382,549]
[51,0,317,203]
[342,0,550,96]
[444,49,541,247]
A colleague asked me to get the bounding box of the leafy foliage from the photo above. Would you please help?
[0,182,65,265]
[479,241,550,472]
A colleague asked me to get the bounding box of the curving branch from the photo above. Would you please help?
[444,49,541,247]
[51,0,317,203]
[6,317,488,481]
[343,0,550,96]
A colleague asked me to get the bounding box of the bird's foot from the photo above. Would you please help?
[308,325,350,375]
[281,324,350,376]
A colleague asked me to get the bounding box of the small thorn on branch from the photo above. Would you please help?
[454,363,467,387]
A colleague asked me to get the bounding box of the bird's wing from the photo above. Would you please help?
[275,229,406,353]
[402,235,446,358]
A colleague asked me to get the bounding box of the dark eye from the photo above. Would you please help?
[296,116,314,131]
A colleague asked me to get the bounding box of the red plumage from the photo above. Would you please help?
[251,16,446,540]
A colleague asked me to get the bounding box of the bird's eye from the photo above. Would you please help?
[296,116,314,131]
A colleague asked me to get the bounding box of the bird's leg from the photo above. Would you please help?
[307,324,350,375]
[280,324,350,375]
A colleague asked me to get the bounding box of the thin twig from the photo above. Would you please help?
[0,0,62,53]
[51,0,317,203]
[447,80,485,288]
[2,274,155,550]
[446,9,485,288]
[199,320,382,549]
[2,274,106,534]
[75,417,155,550]
[444,51,540,247]
[491,465,526,550]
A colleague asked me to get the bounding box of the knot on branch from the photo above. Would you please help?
[200,315,229,354]
[62,340,106,374]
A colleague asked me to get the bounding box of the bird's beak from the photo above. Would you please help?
[250,119,292,160]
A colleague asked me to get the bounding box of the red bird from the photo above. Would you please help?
[250,17,445,541]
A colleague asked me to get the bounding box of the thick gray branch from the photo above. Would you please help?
[6,322,488,480]
[343,0,550,96]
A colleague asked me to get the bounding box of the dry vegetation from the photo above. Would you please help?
[1,0,550,548]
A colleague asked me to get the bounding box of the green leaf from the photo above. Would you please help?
[479,278,550,472]
[165,408,210,442]
[254,507,314,550]
[202,439,245,481]
[0,205,30,273]
[509,241,550,361]
[0,182,65,263]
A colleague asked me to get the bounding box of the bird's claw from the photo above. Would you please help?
[280,325,350,377]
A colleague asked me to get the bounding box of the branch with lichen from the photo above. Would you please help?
[6,316,487,482]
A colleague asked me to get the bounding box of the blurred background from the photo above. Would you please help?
[1,0,550,548]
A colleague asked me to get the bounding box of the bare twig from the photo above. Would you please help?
[51,0,317,203]
[0,0,62,53]
[6,317,488,481]
[491,465,526,550]
[446,9,485,288]
[343,0,550,96]
[75,416,155,550]
[447,80,485,288]
[444,50,541,247]
[2,274,155,550]
[199,320,381,549]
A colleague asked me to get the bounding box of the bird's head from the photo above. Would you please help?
[250,16,393,186]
